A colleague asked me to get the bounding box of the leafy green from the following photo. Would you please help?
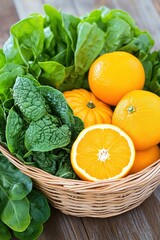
[0,155,50,239]
[0,221,11,240]
[25,114,71,152]
[0,49,6,70]
[6,108,28,157]
[13,219,43,240]
[3,75,83,178]
[27,189,50,223]
[0,105,6,144]
[0,155,32,201]
[13,76,46,121]
[142,50,160,96]
[1,4,155,92]
[0,155,32,231]
[1,197,30,232]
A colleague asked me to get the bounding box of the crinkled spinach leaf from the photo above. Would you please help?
[39,85,75,127]
[0,105,6,144]
[25,114,71,152]
[13,76,46,121]
[32,151,57,174]
[6,108,28,158]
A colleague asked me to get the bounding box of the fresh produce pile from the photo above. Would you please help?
[0,4,160,238]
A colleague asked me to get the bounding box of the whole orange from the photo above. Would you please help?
[88,51,145,106]
[112,90,160,150]
[129,145,160,174]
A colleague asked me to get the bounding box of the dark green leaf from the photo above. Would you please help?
[13,219,43,240]
[39,85,75,127]
[0,220,11,240]
[75,22,105,74]
[28,189,50,223]
[1,197,30,232]
[25,114,71,152]
[0,155,32,200]
[38,61,65,88]
[13,76,46,121]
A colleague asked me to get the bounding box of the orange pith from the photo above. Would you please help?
[88,51,145,106]
[71,124,135,181]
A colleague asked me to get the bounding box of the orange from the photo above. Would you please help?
[129,145,160,174]
[88,51,145,106]
[112,90,160,150]
[71,124,135,181]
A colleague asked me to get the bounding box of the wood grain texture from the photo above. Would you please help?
[0,1,160,240]
[0,0,18,47]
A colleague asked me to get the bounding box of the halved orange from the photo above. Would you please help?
[71,124,135,181]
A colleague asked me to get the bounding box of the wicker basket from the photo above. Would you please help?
[0,144,160,218]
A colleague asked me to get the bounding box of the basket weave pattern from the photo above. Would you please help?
[0,145,160,218]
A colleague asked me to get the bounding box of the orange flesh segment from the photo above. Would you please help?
[71,124,135,181]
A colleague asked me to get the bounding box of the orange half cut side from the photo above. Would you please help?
[71,124,135,181]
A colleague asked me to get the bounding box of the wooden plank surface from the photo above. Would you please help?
[0,1,160,240]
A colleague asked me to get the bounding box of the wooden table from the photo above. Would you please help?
[0,1,160,239]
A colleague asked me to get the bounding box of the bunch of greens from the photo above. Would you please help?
[0,154,50,240]
[0,4,159,95]
[0,74,83,178]
[0,4,159,178]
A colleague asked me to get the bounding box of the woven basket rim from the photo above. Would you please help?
[0,144,160,190]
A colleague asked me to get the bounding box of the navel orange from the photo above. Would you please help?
[129,145,160,174]
[71,124,135,181]
[63,89,113,128]
[88,51,145,106]
[112,90,160,150]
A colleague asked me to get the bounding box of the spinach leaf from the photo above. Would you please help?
[39,85,84,142]
[25,114,71,152]
[0,49,6,70]
[0,155,32,201]
[6,108,28,158]
[38,61,65,88]
[61,12,80,52]
[32,151,57,174]
[39,85,75,127]
[0,155,51,238]
[75,22,105,74]
[0,157,31,232]
[0,221,11,240]
[0,105,6,144]
[0,65,25,102]
[13,219,43,240]
[142,50,160,96]
[1,197,30,232]
[44,4,73,66]
[55,153,77,179]
[13,76,46,121]
[28,189,50,223]
[4,14,44,66]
